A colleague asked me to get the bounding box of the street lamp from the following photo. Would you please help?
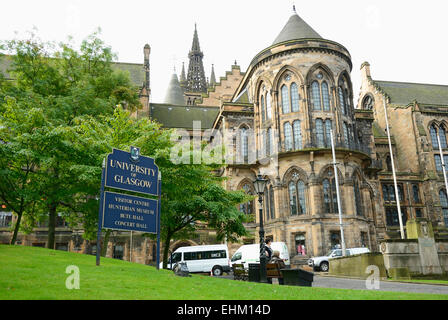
[253,174,268,283]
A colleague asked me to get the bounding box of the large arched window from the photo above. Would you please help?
[266,127,273,156]
[239,183,254,215]
[343,122,351,145]
[315,119,324,147]
[430,124,448,150]
[325,120,332,147]
[311,81,321,111]
[440,189,448,226]
[338,86,347,116]
[260,95,266,123]
[266,92,272,120]
[269,186,275,220]
[440,126,448,148]
[353,175,363,216]
[293,120,302,150]
[281,85,290,114]
[430,124,439,149]
[240,127,248,162]
[284,122,293,151]
[321,81,330,111]
[288,173,307,215]
[291,83,300,112]
[323,169,339,214]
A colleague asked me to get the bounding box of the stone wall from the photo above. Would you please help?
[380,239,448,275]
[329,253,387,280]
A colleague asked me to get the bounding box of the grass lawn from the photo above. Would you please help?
[1,244,448,300]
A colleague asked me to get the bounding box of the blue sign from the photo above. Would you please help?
[102,191,158,233]
[105,148,159,196]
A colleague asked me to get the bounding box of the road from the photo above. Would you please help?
[312,275,448,295]
[216,273,448,295]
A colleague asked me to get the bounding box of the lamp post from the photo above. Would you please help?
[253,174,268,283]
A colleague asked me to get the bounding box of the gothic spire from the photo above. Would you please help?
[180,62,186,83]
[209,64,216,88]
[185,24,207,93]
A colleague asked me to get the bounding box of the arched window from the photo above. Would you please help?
[284,122,293,151]
[266,93,272,120]
[316,119,324,147]
[343,122,349,145]
[412,185,421,203]
[322,81,330,111]
[386,155,392,172]
[288,174,307,215]
[266,127,272,156]
[440,126,448,149]
[323,169,339,214]
[264,187,270,221]
[362,95,374,110]
[289,182,298,216]
[311,81,321,110]
[293,120,302,150]
[440,189,448,226]
[269,186,275,219]
[353,176,363,216]
[240,127,248,162]
[281,85,290,114]
[291,83,300,112]
[297,180,307,214]
[239,183,254,215]
[260,95,265,123]
[430,125,439,149]
[338,86,347,116]
[325,120,332,147]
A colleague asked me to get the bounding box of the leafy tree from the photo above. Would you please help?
[0,31,141,248]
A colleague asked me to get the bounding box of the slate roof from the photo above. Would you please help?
[272,13,322,46]
[150,103,220,129]
[0,55,145,87]
[374,80,448,106]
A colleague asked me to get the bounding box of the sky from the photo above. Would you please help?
[1,0,447,104]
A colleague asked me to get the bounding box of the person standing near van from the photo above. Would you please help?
[265,238,273,259]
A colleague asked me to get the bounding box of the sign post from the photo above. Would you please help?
[95,147,160,267]
[96,159,106,266]
[156,172,162,270]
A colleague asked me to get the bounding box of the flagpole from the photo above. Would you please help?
[383,97,405,239]
[330,128,346,256]
[437,133,448,202]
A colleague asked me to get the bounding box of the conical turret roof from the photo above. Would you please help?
[272,12,322,46]
[164,73,185,105]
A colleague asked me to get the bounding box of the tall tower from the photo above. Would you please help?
[185,24,208,95]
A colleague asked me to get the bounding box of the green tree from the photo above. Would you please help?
[0,31,141,248]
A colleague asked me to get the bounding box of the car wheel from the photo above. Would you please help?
[320,262,329,272]
[212,266,223,276]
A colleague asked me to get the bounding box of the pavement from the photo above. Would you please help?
[215,273,448,295]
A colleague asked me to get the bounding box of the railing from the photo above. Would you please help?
[278,138,372,156]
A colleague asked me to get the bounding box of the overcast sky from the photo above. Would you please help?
[1,0,447,104]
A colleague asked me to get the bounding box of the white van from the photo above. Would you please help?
[230,242,291,269]
[160,244,231,276]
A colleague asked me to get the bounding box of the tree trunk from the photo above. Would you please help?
[47,204,57,249]
[10,211,23,245]
[101,229,111,257]
[162,231,173,269]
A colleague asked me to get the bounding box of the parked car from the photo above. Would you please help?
[307,247,370,272]
[230,242,291,269]
[159,244,231,276]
